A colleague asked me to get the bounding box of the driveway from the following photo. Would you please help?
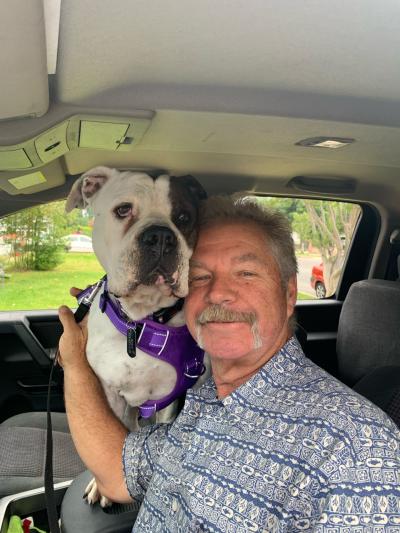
[297,255,321,297]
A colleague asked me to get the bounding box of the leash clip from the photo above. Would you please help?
[81,276,106,307]
[75,276,107,323]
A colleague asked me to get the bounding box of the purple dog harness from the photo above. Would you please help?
[78,278,205,418]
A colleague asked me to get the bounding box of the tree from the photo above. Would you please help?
[63,204,93,236]
[302,201,360,295]
[259,197,305,224]
[2,202,67,271]
[1,200,95,271]
[259,197,360,295]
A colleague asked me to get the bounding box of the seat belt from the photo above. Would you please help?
[45,359,61,533]
[397,255,400,282]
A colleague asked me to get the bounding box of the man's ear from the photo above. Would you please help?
[65,166,115,212]
[286,275,298,319]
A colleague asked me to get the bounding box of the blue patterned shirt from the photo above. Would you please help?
[123,337,400,532]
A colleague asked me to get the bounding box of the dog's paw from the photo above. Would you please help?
[84,477,112,508]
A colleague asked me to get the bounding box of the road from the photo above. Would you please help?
[296,255,321,297]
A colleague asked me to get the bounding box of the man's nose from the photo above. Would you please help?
[206,275,236,305]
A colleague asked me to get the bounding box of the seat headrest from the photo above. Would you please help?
[337,279,400,386]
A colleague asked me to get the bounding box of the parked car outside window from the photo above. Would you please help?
[310,263,326,298]
[64,234,93,253]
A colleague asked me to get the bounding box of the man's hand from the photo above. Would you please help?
[69,286,82,298]
[60,287,131,504]
[58,286,87,370]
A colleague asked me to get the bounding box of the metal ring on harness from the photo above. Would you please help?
[184,363,206,379]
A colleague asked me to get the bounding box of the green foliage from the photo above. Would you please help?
[259,197,305,224]
[258,197,359,254]
[258,196,360,295]
[302,200,360,255]
[33,243,64,270]
[3,203,64,271]
[75,225,93,237]
[303,200,360,295]
[1,201,94,272]
[63,204,93,235]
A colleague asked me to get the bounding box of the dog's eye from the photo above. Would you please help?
[114,203,133,219]
[176,211,191,227]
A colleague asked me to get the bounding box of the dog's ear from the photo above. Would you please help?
[182,175,208,201]
[65,166,115,212]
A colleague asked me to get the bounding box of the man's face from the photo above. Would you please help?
[184,221,297,364]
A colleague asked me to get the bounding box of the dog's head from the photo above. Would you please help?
[66,166,206,314]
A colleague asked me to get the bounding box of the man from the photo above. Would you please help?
[59,196,400,532]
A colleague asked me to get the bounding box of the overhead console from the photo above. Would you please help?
[0,115,151,195]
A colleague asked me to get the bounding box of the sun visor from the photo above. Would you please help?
[0,160,65,196]
[0,0,49,120]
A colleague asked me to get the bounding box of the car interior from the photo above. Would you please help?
[1,0,400,531]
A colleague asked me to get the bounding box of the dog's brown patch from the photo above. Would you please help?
[169,175,207,249]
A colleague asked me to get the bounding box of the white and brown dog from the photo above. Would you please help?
[65,166,207,505]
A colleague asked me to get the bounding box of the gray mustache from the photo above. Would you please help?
[196,304,256,325]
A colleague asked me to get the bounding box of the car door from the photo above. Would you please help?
[0,200,104,422]
[0,195,378,422]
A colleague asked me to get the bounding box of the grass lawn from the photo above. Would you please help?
[297,292,315,300]
[0,253,315,311]
[0,253,104,311]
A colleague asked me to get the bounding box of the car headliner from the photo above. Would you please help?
[0,0,400,223]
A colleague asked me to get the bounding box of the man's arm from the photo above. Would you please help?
[58,305,131,502]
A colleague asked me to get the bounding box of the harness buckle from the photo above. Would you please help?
[139,403,157,419]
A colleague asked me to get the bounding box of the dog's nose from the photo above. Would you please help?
[139,225,177,256]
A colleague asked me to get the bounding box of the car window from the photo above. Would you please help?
[0,197,360,310]
[256,196,361,300]
[0,200,104,311]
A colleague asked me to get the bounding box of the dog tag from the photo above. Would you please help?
[127,326,137,358]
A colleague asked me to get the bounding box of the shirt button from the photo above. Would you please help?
[172,498,178,512]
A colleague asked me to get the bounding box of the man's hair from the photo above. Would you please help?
[200,195,298,288]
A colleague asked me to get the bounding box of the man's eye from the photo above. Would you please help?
[114,203,133,218]
[189,274,210,285]
[239,271,256,277]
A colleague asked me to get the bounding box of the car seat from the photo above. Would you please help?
[0,321,308,499]
[0,411,85,497]
[336,279,400,427]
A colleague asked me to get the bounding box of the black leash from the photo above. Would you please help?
[45,357,61,533]
[44,276,182,531]
[45,278,106,532]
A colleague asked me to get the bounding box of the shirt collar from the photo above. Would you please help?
[192,336,306,411]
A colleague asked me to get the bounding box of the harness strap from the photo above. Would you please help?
[78,278,205,419]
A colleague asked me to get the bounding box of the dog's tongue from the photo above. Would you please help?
[154,274,174,296]
[155,274,166,285]
[155,271,178,287]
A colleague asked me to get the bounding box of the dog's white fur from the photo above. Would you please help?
[66,166,205,506]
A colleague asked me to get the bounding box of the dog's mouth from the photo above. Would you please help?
[148,268,181,296]
[110,269,180,299]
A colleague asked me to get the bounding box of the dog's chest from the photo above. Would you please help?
[86,296,177,402]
